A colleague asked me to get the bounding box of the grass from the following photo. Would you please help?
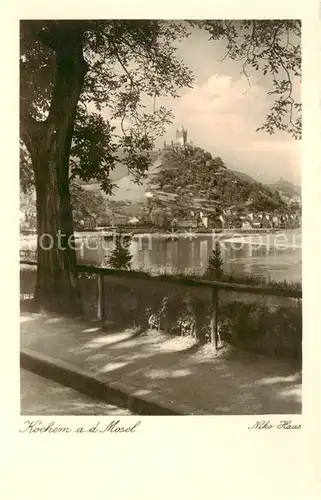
[20,264,302,361]
[207,272,302,292]
[133,263,301,293]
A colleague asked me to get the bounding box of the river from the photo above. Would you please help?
[75,228,301,283]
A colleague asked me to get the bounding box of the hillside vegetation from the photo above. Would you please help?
[267,178,301,199]
[21,145,294,227]
[148,145,287,215]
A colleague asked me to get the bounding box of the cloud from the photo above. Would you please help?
[164,74,300,184]
[176,74,269,144]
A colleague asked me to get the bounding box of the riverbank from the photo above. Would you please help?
[20,227,288,243]
[77,227,287,237]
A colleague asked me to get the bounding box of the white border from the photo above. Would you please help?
[1,2,320,499]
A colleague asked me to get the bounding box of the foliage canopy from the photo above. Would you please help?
[20,20,301,193]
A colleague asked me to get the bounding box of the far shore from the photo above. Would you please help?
[20,226,297,241]
[20,227,301,256]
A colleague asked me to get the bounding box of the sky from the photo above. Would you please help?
[151,26,301,185]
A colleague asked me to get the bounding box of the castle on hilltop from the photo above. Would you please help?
[162,124,189,150]
[175,124,188,147]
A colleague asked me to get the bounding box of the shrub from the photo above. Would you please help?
[218,300,301,359]
[20,263,302,360]
[107,233,132,270]
[204,241,224,280]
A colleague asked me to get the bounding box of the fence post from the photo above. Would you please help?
[97,273,105,321]
[210,287,219,352]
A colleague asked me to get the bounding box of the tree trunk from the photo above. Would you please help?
[33,148,82,315]
[22,24,88,315]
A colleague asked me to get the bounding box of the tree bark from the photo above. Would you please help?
[33,144,82,315]
[22,24,88,314]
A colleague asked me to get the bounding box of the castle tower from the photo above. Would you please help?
[176,125,187,147]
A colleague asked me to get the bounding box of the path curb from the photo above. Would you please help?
[20,348,188,416]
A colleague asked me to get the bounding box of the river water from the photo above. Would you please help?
[76,228,302,283]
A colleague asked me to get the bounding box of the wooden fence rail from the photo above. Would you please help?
[20,259,302,352]
[20,260,301,298]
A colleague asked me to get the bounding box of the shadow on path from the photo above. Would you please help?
[20,311,302,415]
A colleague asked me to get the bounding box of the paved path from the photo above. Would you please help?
[20,311,302,415]
[21,369,135,415]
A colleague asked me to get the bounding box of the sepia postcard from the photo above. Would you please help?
[1,1,320,499]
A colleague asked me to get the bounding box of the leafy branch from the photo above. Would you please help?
[196,20,301,139]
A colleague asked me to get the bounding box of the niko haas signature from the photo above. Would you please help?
[248,420,301,430]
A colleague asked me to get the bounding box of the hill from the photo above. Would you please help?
[76,146,292,220]
[267,178,301,199]
[231,170,257,184]
[147,145,287,215]
[21,146,292,228]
